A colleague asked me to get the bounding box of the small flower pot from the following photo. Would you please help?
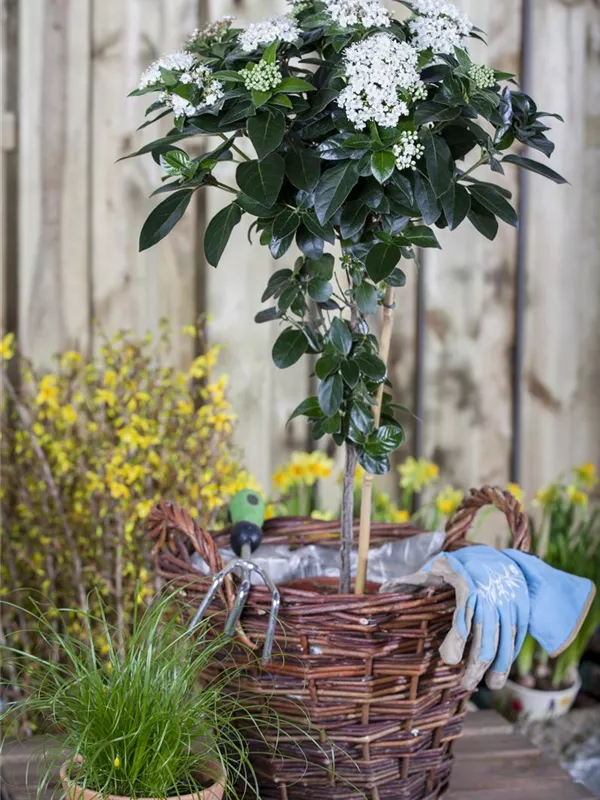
[492,673,581,723]
[60,762,226,800]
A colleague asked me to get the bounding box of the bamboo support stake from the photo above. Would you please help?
[355,286,395,594]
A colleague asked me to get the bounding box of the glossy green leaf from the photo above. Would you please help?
[340,202,369,239]
[288,395,325,422]
[355,281,378,315]
[303,211,335,244]
[467,198,499,240]
[365,242,401,282]
[285,147,321,190]
[308,278,333,303]
[277,77,316,94]
[237,154,285,207]
[424,135,453,197]
[340,359,360,388]
[247,109,285,160]
[468,184,518,228]
[440,183,471,230]
[365,424,404,455]
[385,268,407,287]
[272,328,307,369]
[272,209,301,239]
[414,172,441,224]
[314,161,359,224]
[254,307,280,323]
[402,225,441,248]
[414,101,460,126]
[139,190,192,251]
[315,352,342,379]
[203,202,243,266]
[329,317,353,356]
[318,373,343,416]
[354,351,386,383]
[371,151,396,184]
[502,153,568,184]
[357,450,390,475]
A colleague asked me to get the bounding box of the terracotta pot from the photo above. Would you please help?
[60,762,225,800]
[492,673,581,722]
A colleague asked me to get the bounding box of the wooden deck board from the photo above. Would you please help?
[0,711,595,799]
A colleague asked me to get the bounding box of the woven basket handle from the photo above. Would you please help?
[444,485,531,552]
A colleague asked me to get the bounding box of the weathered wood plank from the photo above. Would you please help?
[421,0,521,504]
[522,0,600,496]
[206,0,309,490]
[90,0,198,367]
[17,0,91,363]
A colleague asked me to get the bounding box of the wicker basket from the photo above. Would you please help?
[148,486,530,800]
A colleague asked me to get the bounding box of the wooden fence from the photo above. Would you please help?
[2,0,599,499]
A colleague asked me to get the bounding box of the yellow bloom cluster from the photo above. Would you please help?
[535,463,596,511]
[273,450,334,494]
[435,486,464,517]
[398,457,439,492]
[1,326,255,678]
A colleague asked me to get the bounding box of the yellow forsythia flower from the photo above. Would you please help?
[95,388,117,407]
[62,405,77,425]
[0,333,15,360]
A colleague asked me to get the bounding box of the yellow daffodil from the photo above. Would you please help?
[390,508,410,523]
[566,485,588,507]
[435,486,464,516]
[0,332,15,361]
[573,463,597,491]
[398,456,440,492]
[311,509,335,521]
[534,484,561,508]
[506,482,524,506]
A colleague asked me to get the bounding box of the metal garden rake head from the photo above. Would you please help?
[187,491,280,665]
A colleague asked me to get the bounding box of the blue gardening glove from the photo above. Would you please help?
[381,545,596,691]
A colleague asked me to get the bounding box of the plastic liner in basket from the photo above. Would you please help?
[190,530,446,586]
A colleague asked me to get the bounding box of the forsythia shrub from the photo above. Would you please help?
[0,326,259,678]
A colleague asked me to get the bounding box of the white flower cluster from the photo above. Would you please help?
[238,14,301,53]
[138,51,196,89]
[408,0,472,54]
[469,63,496,89]
[323,0,390,29]
[240,61,283,92]
[188,16,235,44]
[337,34,420,130]
[410,81,428,101]
[165,64,224,118]
[392,131,424,170]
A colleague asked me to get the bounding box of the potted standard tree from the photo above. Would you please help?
[127,1,566,797]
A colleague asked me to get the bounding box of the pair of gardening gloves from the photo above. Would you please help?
[381,545,596,691]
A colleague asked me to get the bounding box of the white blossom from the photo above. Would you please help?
[392,131,424,170]
[469,63,496,89]
[151,62,223,119]
[188,16,235,44]
[323,0,391,29]
[408,0,472,54]
[238,14,301,53]
[138,51,196,89]
[410,81,428,101]
[337,34,421,130]
[240,61,283,92]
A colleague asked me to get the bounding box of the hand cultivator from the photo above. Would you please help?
[187,490,280,665]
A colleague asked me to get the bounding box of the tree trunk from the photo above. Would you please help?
[339,441,357,593]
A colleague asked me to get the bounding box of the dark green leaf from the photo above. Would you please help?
[349,400,375,438]
[414,172,441,224]
[354,351,386,383]
[315,352,342,379]
[220,99,255,126]
[139,190,192,251]
[247,109,285,160]
[261,268,293,302]
[285,148,321,190]
[262,41,278,64]
[254,307,280,323]
[307,253,335,280]
[386,268,407,287]
[357,450,390,475]
[371,151,396,184]
[355,281,378,315]
[322,413,342,434]
[468,184,518,228]
[277,77,316,94]
[252,89,272,108]
[414,101,460,126]
[502,154,568,184]
[329,317,352,356]
[402,224,441,248]
[314,161,359,224]
[236,153,285,207]
[366,424,404,455]
[318,373,343,416]
[423,135,453,197]
[272,328,307,369]
[273,209,301,239]
[203,202,243,266]
[307,278,332,303]
[440,183,471,230]
[296,225,324,259]
[237,194,281,217]
[365,242,401,282]
[340,359,360,388]
[277,284,299,311]
[340,202,369,239]
[467,198,499,240]
[303,211,335,244]
[288,396,324,423]
[270,231,295,259]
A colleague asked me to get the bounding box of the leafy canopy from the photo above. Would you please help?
[128,0,564,476]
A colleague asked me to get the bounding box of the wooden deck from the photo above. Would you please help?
[0,711,595,799]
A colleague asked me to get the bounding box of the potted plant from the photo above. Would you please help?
[493,466,600,722]
[126,1,566,797]
[0,589,271,800]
